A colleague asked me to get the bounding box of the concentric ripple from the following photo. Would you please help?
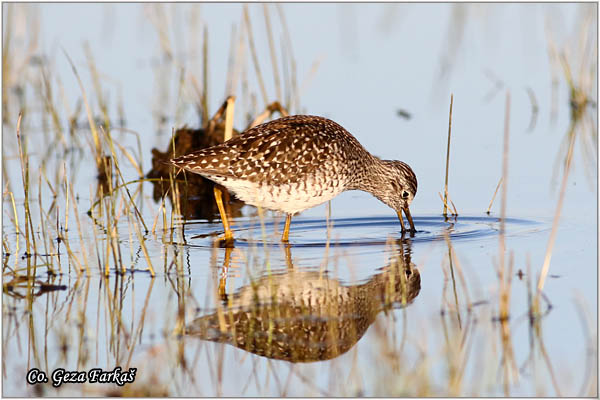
[181,214,544,249]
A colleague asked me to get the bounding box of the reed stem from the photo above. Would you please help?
[443,94,454,216]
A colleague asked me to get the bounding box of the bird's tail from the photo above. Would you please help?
[158,158,186,178]
[159,159,174,167]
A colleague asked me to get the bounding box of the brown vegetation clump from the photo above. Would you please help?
[147,122,245,221]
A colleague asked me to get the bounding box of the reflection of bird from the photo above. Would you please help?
[185,242,420,363]
[170,115,417,243]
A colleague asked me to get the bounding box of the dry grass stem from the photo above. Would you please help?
[202,26,210,125]
[263,5,282,101]
[224,96,236,141]
[243,6,268,106]
[275,4,298,112]
[536,127,576,295]
[438,192,458,216]
[498,91,511,320]
[63,49,102,168]
[443,94,454,216]
[486,177,503,214]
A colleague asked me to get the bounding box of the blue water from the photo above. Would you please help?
[2,3,596,397]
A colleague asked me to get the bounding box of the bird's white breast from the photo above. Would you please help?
[205,174,346,215]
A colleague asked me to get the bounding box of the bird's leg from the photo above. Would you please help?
[223,190,232,225]
[282,213,292,242]
[218,247,233,302]
[397,211,406,233]
[214,185,234,246]
[284,243,294,269]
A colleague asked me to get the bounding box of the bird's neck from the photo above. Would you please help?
[347,156,387,194]
[355,264,418,314]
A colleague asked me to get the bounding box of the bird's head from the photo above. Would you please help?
[372,160,417,233]
[378,160,417,211]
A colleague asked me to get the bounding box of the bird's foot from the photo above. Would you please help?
[401,228,417,238]
[218,280,228,303]
[214,232,235,248]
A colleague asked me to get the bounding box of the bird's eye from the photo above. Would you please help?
[402,190,410,199]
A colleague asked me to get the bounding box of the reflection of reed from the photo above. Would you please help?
[186,241,420,362]
[539,6,596,302]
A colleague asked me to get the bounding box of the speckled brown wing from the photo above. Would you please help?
[170,115,365,186]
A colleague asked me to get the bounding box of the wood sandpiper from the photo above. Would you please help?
[170,115,417,242]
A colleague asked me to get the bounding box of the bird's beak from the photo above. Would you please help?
[397,208,416,234]
[403,206,416,233]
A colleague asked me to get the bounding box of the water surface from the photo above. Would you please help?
[2,3,596,397]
